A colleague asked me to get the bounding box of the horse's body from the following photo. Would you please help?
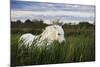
[19,25,65,47]
[19,33,36,46]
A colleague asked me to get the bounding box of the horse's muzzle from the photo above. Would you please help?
[61,40,65,45]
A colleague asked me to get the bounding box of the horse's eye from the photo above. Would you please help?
[58,33,61,35]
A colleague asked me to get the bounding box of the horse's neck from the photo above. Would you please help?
[39,30,47,40]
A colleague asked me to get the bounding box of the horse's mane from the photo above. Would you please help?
[51,19,64,26]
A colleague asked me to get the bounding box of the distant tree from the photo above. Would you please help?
[11,20,22,28]
[16,20,22,24]
[24,19,32,23]
[79,22,90,25]
[68,23,72,25]
[39,19,44,24]
[79,21,94,29]
[32,19,39,23]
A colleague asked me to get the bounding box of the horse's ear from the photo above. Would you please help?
[61,22,65,26]
[58,22,65,27]
[48,19,65,26]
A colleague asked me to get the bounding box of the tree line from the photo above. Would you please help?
[11,19,48,28]
[11,19,95,28]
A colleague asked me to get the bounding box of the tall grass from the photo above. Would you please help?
[11,28,95,66]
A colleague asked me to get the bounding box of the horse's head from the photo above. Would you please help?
[41,24,65,44]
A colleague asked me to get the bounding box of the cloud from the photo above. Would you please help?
[11,0,95,23]
[11,10,94,17]
[11,1,95,12]
[11,10,94,21]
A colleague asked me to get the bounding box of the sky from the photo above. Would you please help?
[11,0,95,24]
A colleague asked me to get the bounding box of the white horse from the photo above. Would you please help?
[19,23,65,47]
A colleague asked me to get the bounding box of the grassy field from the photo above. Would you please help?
[11,26,95,66]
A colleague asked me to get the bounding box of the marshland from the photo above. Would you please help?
[11,19,95,66]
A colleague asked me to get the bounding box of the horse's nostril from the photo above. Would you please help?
[61,41,65,45]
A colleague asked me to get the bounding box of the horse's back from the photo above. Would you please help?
[19,33,35,46]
